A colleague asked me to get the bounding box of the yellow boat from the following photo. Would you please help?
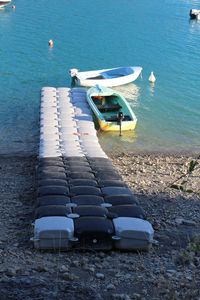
[87,85,137,132]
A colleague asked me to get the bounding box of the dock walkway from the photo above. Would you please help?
[32,87,154,251]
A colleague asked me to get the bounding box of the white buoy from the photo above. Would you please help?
[149,71,156,83]
[48,39,53,48]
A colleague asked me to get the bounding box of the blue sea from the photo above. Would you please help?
[0,0,200,155]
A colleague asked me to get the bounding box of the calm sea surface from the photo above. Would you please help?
[0,0,200,155]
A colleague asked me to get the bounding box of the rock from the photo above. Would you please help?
[34,265,48,272]
[166,269,177,275]
[182,219,196,226]
[171,241,177,246]
[71,260,80,267]
[124,273,132,279]
[111,293,131,300]
[95,272,105,280]
[106,283,116,290]
[152,239,159,246]
[98,252,105,258]
[6,268,17,277]
[82,257,89,264]
[186,275,192,281]
[0,238,7,242]
[62,272,79,281]
[132,293,142,300]
[83,265,95,273]
[175,217,184,225]
[59,265,69,273]
[175,217,196,226]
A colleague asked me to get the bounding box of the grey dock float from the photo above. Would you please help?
[32,87,154,251]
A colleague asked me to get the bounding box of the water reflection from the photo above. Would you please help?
[0,7,12,16]
[113,83,140,102]
[98,130,137,154]
[148,82,155,97]
[47,45,56,64]
[189,18,200,32]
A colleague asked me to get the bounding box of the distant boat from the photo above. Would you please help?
[0,0,12,8]
[86,85,137,132]
[189,9,200,20]
[69,66,142,87]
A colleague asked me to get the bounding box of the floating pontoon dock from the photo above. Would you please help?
[32,87,154,251]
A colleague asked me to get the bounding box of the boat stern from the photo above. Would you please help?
[99,119,137,132]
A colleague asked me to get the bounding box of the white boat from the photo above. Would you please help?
[0,0,11,8]
[69,66,142,87]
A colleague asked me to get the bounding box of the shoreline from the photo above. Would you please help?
[0,154,200,299]
[0,149,199,158]
[108,149,200,157]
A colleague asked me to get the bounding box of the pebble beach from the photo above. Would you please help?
[0,153,200,299]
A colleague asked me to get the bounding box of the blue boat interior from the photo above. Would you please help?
[92,95,132,122]
[101,67,132,79]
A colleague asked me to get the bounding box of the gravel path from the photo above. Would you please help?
[0,154,200,300]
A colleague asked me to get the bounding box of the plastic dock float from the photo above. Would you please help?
[32,87,154,251]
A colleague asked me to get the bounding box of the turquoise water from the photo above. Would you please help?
[0,0,200,155]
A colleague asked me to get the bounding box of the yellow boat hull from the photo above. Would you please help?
[99,119,137,132]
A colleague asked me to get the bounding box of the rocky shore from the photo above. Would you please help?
[0,153,200,300]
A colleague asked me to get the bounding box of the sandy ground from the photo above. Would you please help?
[0,154,200,300]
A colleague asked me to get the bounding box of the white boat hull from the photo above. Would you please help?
[70,66,142,88]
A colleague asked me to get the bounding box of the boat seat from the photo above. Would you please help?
[101,73,125,79]
[97,104,122,113]
[105,115,132,122]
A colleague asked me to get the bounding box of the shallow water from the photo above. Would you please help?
[0,0,200,155]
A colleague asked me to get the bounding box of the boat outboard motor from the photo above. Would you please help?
[117,111,124,136]
[69,68,78,87]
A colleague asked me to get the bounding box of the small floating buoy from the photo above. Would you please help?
[48,39,53,48]
[149,71,156,83]
[12,5,16,9]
